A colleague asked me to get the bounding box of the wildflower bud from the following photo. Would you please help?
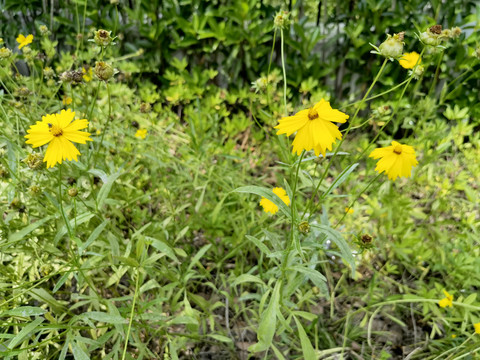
[251,77,269,93]
[450,27,462,39]
[312,286,320,295]
[16,87,31,97]
[409,65,424,80]
[70,70,84,84]
[475,48,480,60]
[39,25,49,36]
[0,47,12,59]
[43,66,55,79]
[298,221,310,234]
[140,102,151,113]
[68,187,78,197]
[95,61,114,81]
[24,153,44,170]
[420,25,443,46]
[273,10,290,30]
[361,234,373,245]
[76,33,84,41]
[22,46,32,55]
[110,0,119,4]
[378,32,404,59]
[440,29,451,39]
[94,29,113,47]
[29,184,42,195]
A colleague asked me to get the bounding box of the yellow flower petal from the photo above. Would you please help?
[259,187,290,215]
[399,52,421,69]
[474,323,480,334]
[16,34,33,49]
[369,141,418,180]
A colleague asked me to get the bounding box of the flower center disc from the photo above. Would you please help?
[308,108,318,120]
[393,144,403,154]
[48,123,63,137]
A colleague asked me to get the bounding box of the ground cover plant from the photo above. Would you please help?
[0,0,479,359]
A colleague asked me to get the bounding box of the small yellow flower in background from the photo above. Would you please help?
[451,334,457,338]
[82,67,93,82]
[16,34,33,49]
[345,207,354,214]
[62,96,72,106]
[474,323,480,334]
[369,141,418,181]
[135,128,147,139]
[25,109,92,169]
[275,99,349,157]
[399,51,421,69]
[438,290,454,308]
[259,187,290,215]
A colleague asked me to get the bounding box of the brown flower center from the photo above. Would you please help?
[48,123,63,137]
[393,144,403,154]
[308,108,318,120]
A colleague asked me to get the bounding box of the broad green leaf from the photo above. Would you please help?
[294,316,316,360]
[233,186,291,219]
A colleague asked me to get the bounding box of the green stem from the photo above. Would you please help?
[57,165,74,239]
[121,267,141,360]
[441,68,480,104]
[428,51,444,97]
[266,30,277,108]
[280,29,288,115]
[334,173,382,229]
[92,81,112,168]
[356,48,426,162]
[302,58,389,221]
[280,150,305,300]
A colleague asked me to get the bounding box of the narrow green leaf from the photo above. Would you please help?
[79,220,109,254]
[245,235,270,255]
[250,281,281,353]
[147,237,179,262]
[323,163,359,198]
[294,316,316,360]
[233,186,291,219]
[71,340,90,360]
[84,311,127,324]
[232,274,266,288]
[7,216,53,244]
[97,171,123,208]
[8,317,44,349]
[187,244,212,272]
[2,307,46,318]
[290,265,327,291]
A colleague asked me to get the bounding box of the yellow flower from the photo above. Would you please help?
[451,334,457,338]
[259,187,290,215]
[62,96,72,105]
[438,290,453,308]
[25,109,92,169]
[369,141,418,181]
[399,51,421,69]
[275,99,349,157]
[135,129,147,139]
[16,34,33,49]
[475,323,480,334]
[82,67,93,82]
[345,207,354,214]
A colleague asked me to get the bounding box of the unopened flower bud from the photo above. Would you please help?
[24,153,44,170]
[94,29,113,47]
[0,47,12,59]
[39,25,49,36]
[450,27,462,39]
[298,221,310,234]
[68,187,78,197]
[29,185,42,195]
[273,10,290,30]
[140,102,151,113]
[409,65,424,80]
[43,67,55,79]
[95,61,114,81]
[379,32,404,59]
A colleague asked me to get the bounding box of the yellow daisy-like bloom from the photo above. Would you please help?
[25,109,92,169]
[474,323,480,334]
[62,96,72,106]
[345,207,354,214]
[135,129,147,139]
[82,67,93,82]
[399,51,421,69]
[438,290,454,308]
[259,187,290,215]
[275,99,349,157]
[16,34,33,49]
[369,141,418,181]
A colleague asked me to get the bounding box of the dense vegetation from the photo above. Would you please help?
[0,0,479,359]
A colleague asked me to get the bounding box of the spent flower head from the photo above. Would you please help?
[369,141,418,180]
[43,66,55,79]
[0,47,12,59]
[93,29,114,47]
[373,32,404,60]
[273,10,290,30]
[95,61,114,81]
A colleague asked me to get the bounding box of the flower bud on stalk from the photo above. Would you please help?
[378,32,404,59]
[95,61,114,81]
